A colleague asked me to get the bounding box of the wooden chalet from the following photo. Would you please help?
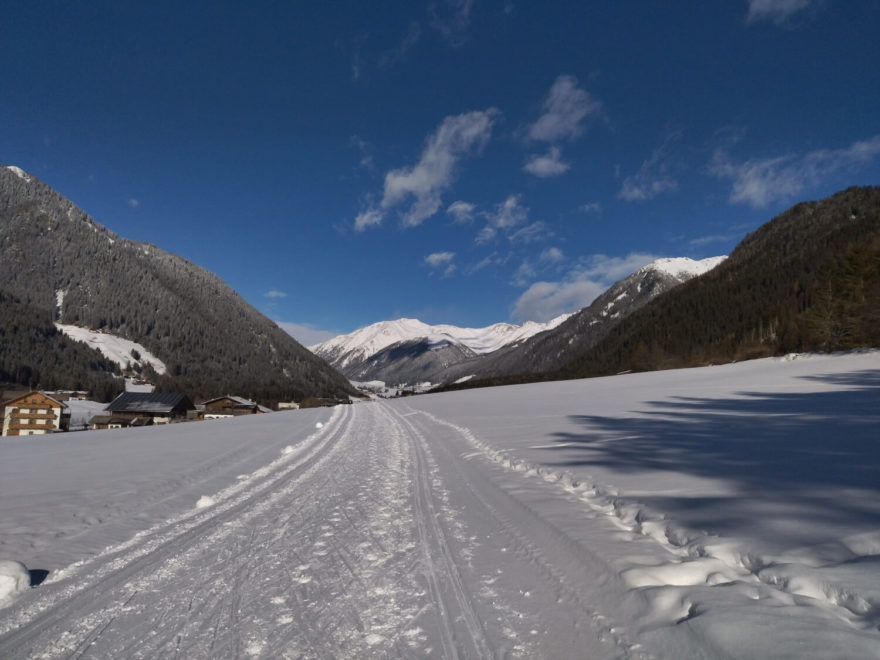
[104,392,195,424]
[2,391,70,436]
[200,395,265,419]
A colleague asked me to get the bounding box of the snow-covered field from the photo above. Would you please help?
[0,352,878,658]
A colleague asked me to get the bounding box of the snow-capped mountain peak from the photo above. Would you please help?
[312,314,571,370]
[644,256,727,279]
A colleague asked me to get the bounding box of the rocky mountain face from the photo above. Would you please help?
[0,165,356,403]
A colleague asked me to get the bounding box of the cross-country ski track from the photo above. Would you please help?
[1,352,879,658]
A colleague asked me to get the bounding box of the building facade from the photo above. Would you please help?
[2,391,70,436]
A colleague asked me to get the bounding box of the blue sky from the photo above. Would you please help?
[2,1,878,344]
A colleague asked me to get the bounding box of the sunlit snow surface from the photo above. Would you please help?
[0,352,878,658]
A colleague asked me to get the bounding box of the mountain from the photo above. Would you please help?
[560,185,880,379]
[431,256,727,385]
[312,316,571,384]
[0,165,356,403]
[315,257,724,388]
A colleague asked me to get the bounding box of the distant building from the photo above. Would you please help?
[104,392,195,424]
[2,391,70,436]
[277,401,300,410]
[89,415,153,430]
[200,395,267,419]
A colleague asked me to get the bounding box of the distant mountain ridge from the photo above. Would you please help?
[312,315,572,371]
[315,257,725,387]
[0,165,356,403]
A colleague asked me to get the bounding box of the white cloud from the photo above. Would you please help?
[578,201,602,214]
[354,208,384,231]
[528,75,602,143]
[424,251,456,267]
[127,198,140,208]
[476,194,529,243]
[540,247,564,262]
[509,221,551,244]
[264,290,288,299]
[710,134,880,208]
[486,194,528,229]
[523,146,570,177]
[276,321,339,347]
[356,108,499,230]
[447,200,476,223]
[618,137,679,201]
[746,0,815,24]
[511,252,659,322]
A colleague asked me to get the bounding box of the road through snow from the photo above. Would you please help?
[0,402,630,658]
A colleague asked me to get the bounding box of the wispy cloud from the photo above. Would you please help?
[523,146,570,178]
[476,194,529,243]
[539,247,565,262]
[618,135,680,201]
[746,0,816,24]
[127,198,140,208]
[578,201,602,214]
[424,251,455,267]
[264,290,288,299]
[379,21,422,67]
[528,74,602,143]
[430,0,475,47]
[425,251,457,278]
[276,321,339,347]
[510,221,551,244]
[351,135,374,170]
[512,252,659,322]
[447,200,476,223]
[710,134,880,208]
[355,108,499,230]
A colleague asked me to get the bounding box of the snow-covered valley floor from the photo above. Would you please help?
[1,352,878,658]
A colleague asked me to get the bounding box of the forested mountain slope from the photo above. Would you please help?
[563,186,880,378]
[0,166,356,403]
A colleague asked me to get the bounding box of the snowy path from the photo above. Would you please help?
[2,353,879,658]
[0,402,625,658]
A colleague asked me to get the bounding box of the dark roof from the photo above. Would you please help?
[106,392,195,414]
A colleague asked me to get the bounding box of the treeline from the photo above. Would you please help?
[561,186,880,378]
[0,291,122,401]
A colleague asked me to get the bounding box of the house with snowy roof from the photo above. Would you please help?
[200,395,267,419]
[104,392,195,424]
[2,391,70,436]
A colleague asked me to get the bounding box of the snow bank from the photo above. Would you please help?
[0,560,30,607]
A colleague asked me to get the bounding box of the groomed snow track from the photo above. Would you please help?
[0,402,632,659]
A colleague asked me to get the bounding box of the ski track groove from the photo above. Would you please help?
[3,399,660,659]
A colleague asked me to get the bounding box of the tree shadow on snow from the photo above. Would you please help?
[541,369,880,540]
[29,569,49,587]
